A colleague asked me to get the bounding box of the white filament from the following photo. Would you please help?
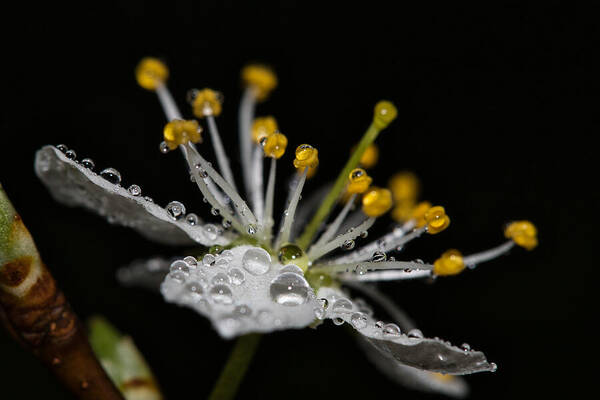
[262,157,277,241]
[206,115,237,191]
[239,88,256,201]
[308,217,375,261]
[340,269,432,282]
[463,240,515,267]
[327,221,419,264]
[250,146,265,221]
[312,194,357,249]
[310,260,433,275]
[156,84,182,121]
[276,168,308,247]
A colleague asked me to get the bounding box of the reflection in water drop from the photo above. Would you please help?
[210,284,233,304]
[228,267,245,285]
[242,248,271,275]
[269,272,310,306]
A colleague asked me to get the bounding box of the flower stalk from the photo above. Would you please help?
[0,183,124,400]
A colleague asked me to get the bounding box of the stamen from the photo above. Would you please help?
[341,269,432,282]
[296,101,397,249]
[250,146,264,220]
[205,115,237,190]
[263,157,277,240]
[312,194,357,248]
[309,259,433,275]
[156,84,182,121]
[307,217,375,261]
[239,88,257,207]
[462,240,515,267]
[275,167,308,248]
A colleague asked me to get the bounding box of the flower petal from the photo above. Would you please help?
[117,257,171,292]
[160,245,319,339]
[317,286,496,375]
[358,336,469,397]
[35,145,233,246]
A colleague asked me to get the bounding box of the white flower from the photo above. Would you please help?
[34,58,537,397]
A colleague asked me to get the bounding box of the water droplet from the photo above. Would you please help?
[170,260,190,274]
[460,343,471,351]
[280,265,304,275]
[56,144,68,153]
[202,254,216,266]
[350,312,368,329]
[215,258,229,268]
[100,168,122,185]
[314,298,328,319]
[342,239,355,250]
[159,141,170,154]
[220,250,234,261]
[144,196,154,203]
[166,201,186,220]
[414,258,424,264]
[490,362,498,372]
[183,281,204,301]
[407,329,424,339]
[194,164,209,178]
[242,248,271,275]
[360,231,368,239]
[81,158,95,170]
[203,224,218,240]
[128,184,142,196]
[211,207,220,216]
[65,150,77,160]
[383,323,401,335]
[209,284,233,304]
[332,298,353,314]
[371,251,387,262]
[269,272,310,306]
[169,271,186,283]
[228,267,245,285]
[375,321,385,329]
[222,219,232,229]
[333,317,345,326]
[354,265,367,275]
[186,213,199,226]
[247,224,257,235]
[211,272,231,285]
[389,256,396,262]
[183,256,198,267]
[233,305,252,318]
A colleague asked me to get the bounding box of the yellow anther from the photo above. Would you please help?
[433,249,465,276]
[242,64,277,101]
[191,88,223,118]
[362,187,393,217]
[163,119,202,150]
[252,116,278,144]
[373,100,398,129]
[504,220,538,250]
[262,132,288,159]
[347,168,372,194]
[293,144,319,169]
[135,57,169,90]
[359,144,379,168]
[391,202,415,223]
[424,205,450,234]
[389,171,419,203]
[412,201,432,227]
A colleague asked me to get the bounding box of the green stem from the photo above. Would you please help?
[296,122,382,249]
[208,334,262,400]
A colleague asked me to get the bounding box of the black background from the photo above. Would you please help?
[1,2,596,399]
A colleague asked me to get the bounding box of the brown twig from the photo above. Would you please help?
[0,184,124,400]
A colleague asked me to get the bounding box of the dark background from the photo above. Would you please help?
[1,2,596,399]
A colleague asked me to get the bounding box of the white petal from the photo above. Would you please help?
[317,287,496,375]
[117,257,171,291]
[160,245,319,339]
[35,145,234,246]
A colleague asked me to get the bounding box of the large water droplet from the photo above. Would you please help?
[332,298,353,314]
[100,168,122,185]
[228,267,245,285]
[350,312,368,329]
[209,284,233,304]
[170,260,189,274]
[202,254,216,266]
[183,281,204,302]
[211,273,231,285]
[81,158,95,170]
[166,201,186,220]
[183,256,198,267]
[186,213,199,226]
[269,272,310,306]
[407,328,424,339]
[383,323,401,335]
[242,248,271,275]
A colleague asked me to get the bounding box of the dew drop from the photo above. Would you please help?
[211,272,231,285]
[222,219,232,229]
[166,201,186,220]
[211,207,220,216]
[371,251,387,263]
[342,239,355,250]
[383,323,401,335]
[269,272,310,306]
[203,224,218,240]
[202,254,216,266]
[220,250,234,262]
[183,256,198,267]
[209,284,233,304]
[81,158,95,170]
[490,362,498,372]
[65,149,77,160]
[460,343,471,351]
[215,258,229,268]
[170,260,190,274]
[332,298,353,314]
[354,265,367,275]
[247,224,257,235]
[168,271,186,283]
[159,141,170,154]
[242,248,271,275]
[228,267,245,285]
[233,305,252,318]
[183,281,204,301]
[144,196,154,203]
[314,298,328,320]
[280,265,304,275]
[360,231,368,239]
[350,312,368,329]
[128,184,142,196]
[100,168,122,185]
[56,144,68,153]
[333,318,345,326]
[186,213,199,226]
[407,328,424,339]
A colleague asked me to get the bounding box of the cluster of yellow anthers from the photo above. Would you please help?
[134,56,537,280]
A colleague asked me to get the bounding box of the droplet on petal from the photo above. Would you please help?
[269,272,310,306]
[242,248,271,275]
